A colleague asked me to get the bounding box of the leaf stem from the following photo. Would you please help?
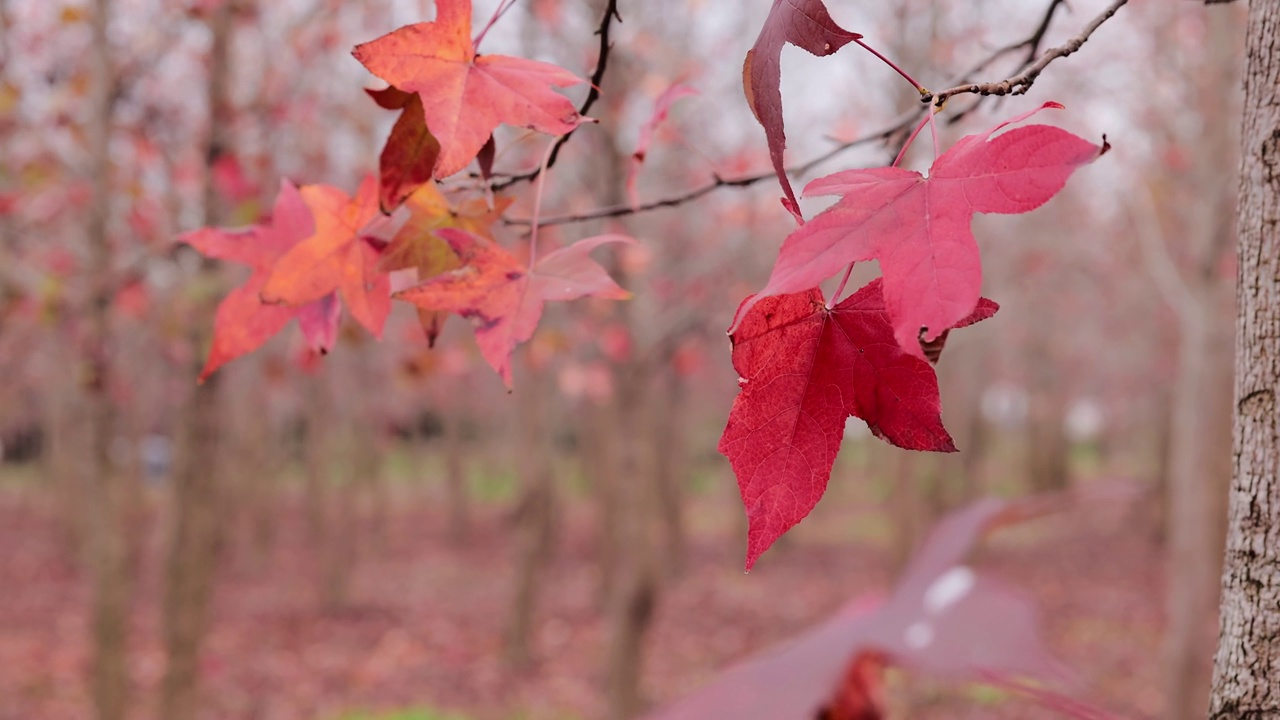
[892,111,933,168]
[827,262,856,310]
[927,104,941,160]
[855,38,926,95]
[527,138,558,269]
[474,0,519,51]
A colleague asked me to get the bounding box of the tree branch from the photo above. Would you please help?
[506,114,914,227]
[923,0,1129,107]
[491,0,621,191]
[507,0,1118,228]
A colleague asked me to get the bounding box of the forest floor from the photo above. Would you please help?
[0,468,1167,720]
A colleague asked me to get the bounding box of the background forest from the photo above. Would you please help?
[0,0,1250,719]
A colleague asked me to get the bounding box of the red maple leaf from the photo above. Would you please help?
[720,278,997,569]
[646,498,1120,720]
[260,175,391,337]
[365,87,442,212]
[741,103,1106,357]
[352,0,585,180]
[744,0,861,217]
[183,180,342,381]
[396,228,634,387]
[821,652,888,720]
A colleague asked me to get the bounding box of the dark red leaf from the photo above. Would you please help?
[719,278,997,568]
[743,0,861,216]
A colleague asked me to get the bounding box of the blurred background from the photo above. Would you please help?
[0,0,1247,719]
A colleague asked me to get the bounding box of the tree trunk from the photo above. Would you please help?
[1210,0,1280,715]
[504,355,557,667]
[160,4,234,717]
[84,1,130,718]
[1165,298,1231,720]
[651,371,688,577]
[1162,8,1243,716]
[584,398,621,607]
[604,362,660,720]
[1026,377,1069,493]
[443,398,470,545]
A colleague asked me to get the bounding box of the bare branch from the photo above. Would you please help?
[507,0,1117,228]
[491,0,621,191]
[506,113,914,227]
[924,0,1129,107]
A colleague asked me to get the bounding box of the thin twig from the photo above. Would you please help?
[507,114,913,227]
[937,0,1068,125]
[491,0,621,191]
[923,0,1129,107]
[507,0,1119,228]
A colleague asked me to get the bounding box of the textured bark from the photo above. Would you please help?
[1210,1,1280,716]
[84,1,130,718]
[159,4,234,718]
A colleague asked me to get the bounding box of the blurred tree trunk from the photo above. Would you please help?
[299,372,351,610]
[47,348,89,559]
[888,452,927,572]
[232,370,278,566]
[651,370,687,576]
[442,399,470,545]
[954,344,992,502]
[362,430,389,554]
[304,374,359,612]
[1165,293,1233,720]
[353,347,389,554]
[84,1,131,718]
[322,460,358,611]
[160,4,235,718]
[594,34,661,718]
[604,363,660,720]
[1158,9,1242,719]
[501,0,565,669]
[584,398,621,605]
[505,356,557,667]
[1025,336,1069,493]
[1210,0,1280,715]
[1150,384,1174,545]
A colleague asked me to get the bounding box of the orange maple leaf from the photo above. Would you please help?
[397,228,633,387]
[379,182,510,278]
[353,0,585,179]
[183,181,342,381]
[260,175,391,337]
[380,183,512,345]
